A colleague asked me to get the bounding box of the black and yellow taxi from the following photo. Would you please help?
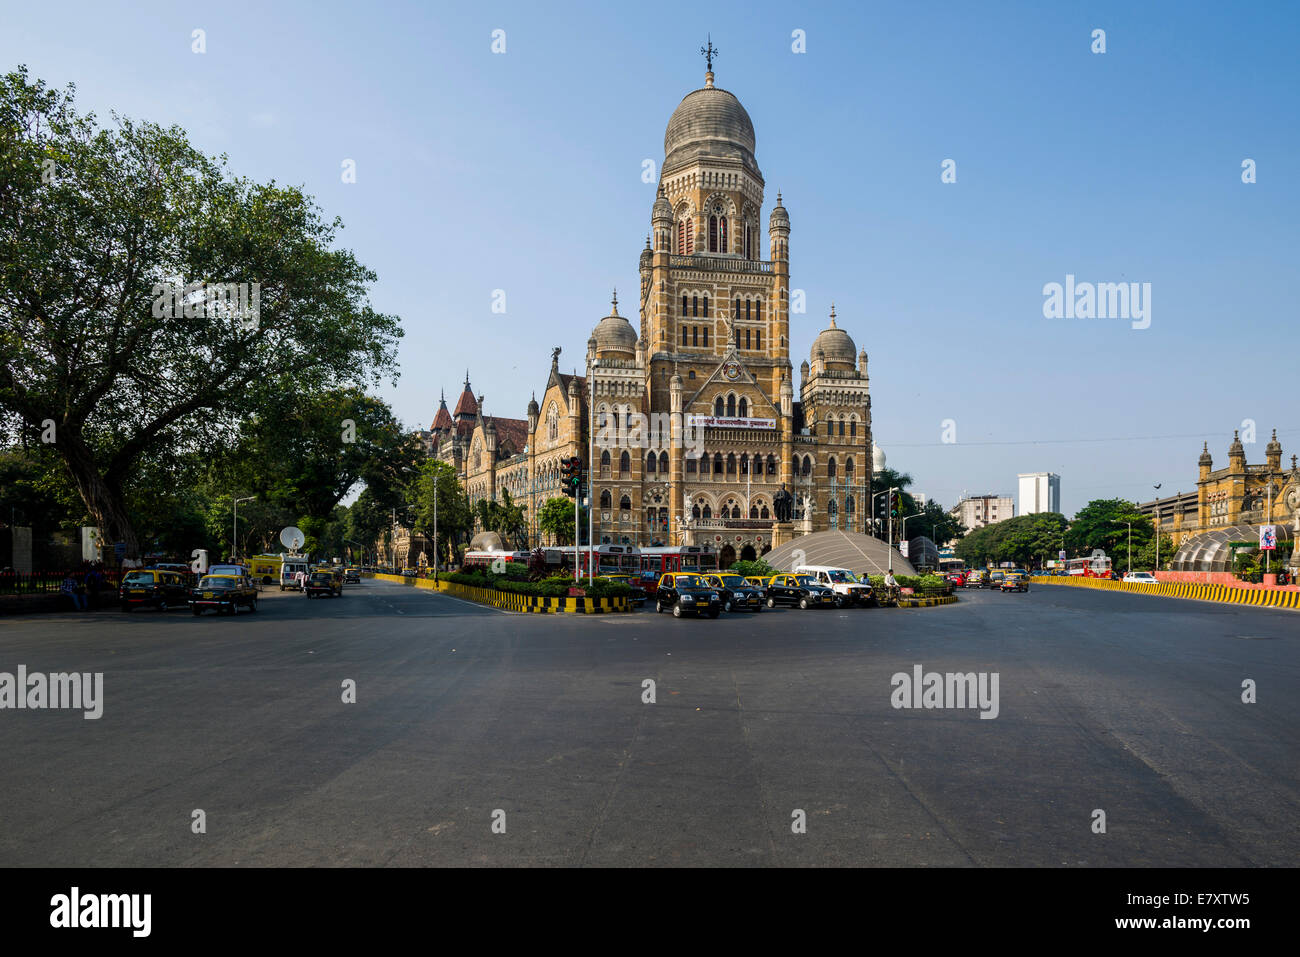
[654,572,722,618]
[998,569,1030,593]
[305,569,343,598]
[119,568,190,612]
[764,573,837,610]
[703,573,765,612]
[190,574,258,615]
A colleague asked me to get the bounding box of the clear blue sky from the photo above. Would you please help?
[5,0,1297,515]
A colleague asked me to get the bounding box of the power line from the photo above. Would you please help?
[880,427,1299,449]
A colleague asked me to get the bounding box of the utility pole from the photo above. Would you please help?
[588,360,596,579]
[433,474,439,583]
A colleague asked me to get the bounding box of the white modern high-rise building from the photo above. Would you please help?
[1018,472,1061,515]
[951,495,1013,534]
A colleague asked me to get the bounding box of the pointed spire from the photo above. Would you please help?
[829,302,836,327]
[611,289,619,315]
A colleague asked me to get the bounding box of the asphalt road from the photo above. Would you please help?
[0,580,1296,866]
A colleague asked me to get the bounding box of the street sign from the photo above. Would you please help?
[899,541,909,558]
[1260,525,1277,551]
[1058,549,1066,560]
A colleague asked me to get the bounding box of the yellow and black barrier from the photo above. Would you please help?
[1031,575,1300,610]
[365,573,631,613]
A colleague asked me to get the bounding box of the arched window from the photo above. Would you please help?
[681,325,688,347]
[692,503,701,520]
[760,505,770,519]
[645,451,656,473]
[659,451,668,473]
[727,394,736,417]
[681,294,688,316]
[702,326,709,347]
[703,295,709,317]
[745,329,751,350]
[620,495,631,511]
[599,490,611,508]
[825,419,833,437]
[828,498,838,517]
[692,327,698,347]
[692,294,698,317]
[700,454,710,475]
[828,457,837,479]
[719,216,728,252]
[740,453,749,475]
[749,504,759,519]
[619,451,630,475]
[767,454,776,475]
[738,397,748,417]
[686,456,697,473]
[708,215,718,252]
[846,495,855,516]
[734,297,741,321]
[745,300,751,321]
[755,297,761,319]
[726,453,737,474]
[850,418,857,437]
[845,457,854,477]
[714,395,725,416]
[755,329,762,350]
[714,452,724,473]
[547,403,559,442]
[702,504,712,519]
[791,456,798,476]
[839,419,845,437]
[801,456,812,476]
[600,449,610,469]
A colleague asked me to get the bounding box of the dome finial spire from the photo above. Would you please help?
[829,302,836,327]
[700,34,718,76]
[611,289,618,314]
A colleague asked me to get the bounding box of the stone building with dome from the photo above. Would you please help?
[424,62,881,563]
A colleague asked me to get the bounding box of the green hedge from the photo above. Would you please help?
[441,570,632,599]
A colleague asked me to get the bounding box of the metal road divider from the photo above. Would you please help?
[364,573,632,614]
[1030,575,1300,610]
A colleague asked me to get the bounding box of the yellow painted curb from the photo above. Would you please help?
[1030,575,1300,610]
[894,595,959,608]
[364,573,631,613]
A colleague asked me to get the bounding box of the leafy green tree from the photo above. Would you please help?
[870,467,921,538]
[915,499,966,547]
[729,558,775,578]
[537,496,584,546]
[0,68,401,556]
[955,511,1068,568]
[1066,499,1152,563]
[411,460,471,566]
[345,487,388,563]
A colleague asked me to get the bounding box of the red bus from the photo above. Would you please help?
[636,545,719,584]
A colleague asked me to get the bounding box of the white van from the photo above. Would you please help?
[795,565,874,606]
[280,560,309,591]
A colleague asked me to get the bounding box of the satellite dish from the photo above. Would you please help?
[280,526,305,552]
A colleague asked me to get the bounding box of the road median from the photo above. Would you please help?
[1031,575,1300,610]
[365,573,631,614]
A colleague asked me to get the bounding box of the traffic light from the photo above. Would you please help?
[562,457,582,497]
[889,492,899,517]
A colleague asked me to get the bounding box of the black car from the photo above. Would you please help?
[764,573,838,609]
[654,573,722,618]
[305,571,342,598]
[119,569,190,612]
[704,573,765,612]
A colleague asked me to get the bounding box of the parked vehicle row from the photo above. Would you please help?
[653,569,875,617]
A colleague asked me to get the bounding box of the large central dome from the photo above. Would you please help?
[663,74,759,178]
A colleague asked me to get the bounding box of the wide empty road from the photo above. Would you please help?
[1,580,1296,866]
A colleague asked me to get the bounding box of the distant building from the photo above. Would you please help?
[952,495,1013,534]
[1018,472,1061,515]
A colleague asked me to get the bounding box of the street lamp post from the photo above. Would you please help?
[232,496,256,562]
[1126,521,1132,574]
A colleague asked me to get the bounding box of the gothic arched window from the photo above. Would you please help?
[703,295,709,317]
[727,453,737,475]
[727,394,736,417]
[619,451,630,475]
[692,503,701,520]
[755,329,762,350]
[645,451,656,473]
[828,457,837,479]
[738,397,748,417]
[760,504,770,519]
[682,294,688,316]
[714,395,725,417]
[599,490,611,508]
[767,454,776,475]
[546,403,558,443]
[659,451,668,473]
[749,504,759,519]
[845,457,855,477]
[714,452,724,473]
[620,495,631,512]
[681,325,688,347]
[740,453,749,475]
[734,297,740,321]
[801,456,812,476]
[692,294,698,317]
[708,215,718,252]
[702,504,712,519]
[600,449,610,469]
[850,418,857,437]
[700,454,710,475]
[846,495,855,517]
[839,419,845,437]
[719,216,727,252]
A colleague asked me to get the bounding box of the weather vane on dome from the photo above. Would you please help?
[700,35,718,72]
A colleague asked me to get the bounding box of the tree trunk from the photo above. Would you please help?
[57,430,140,560]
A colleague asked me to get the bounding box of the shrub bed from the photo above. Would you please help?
[441,570,632,599]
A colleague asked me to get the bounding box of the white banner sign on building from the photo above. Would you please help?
[687,415,777,430]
